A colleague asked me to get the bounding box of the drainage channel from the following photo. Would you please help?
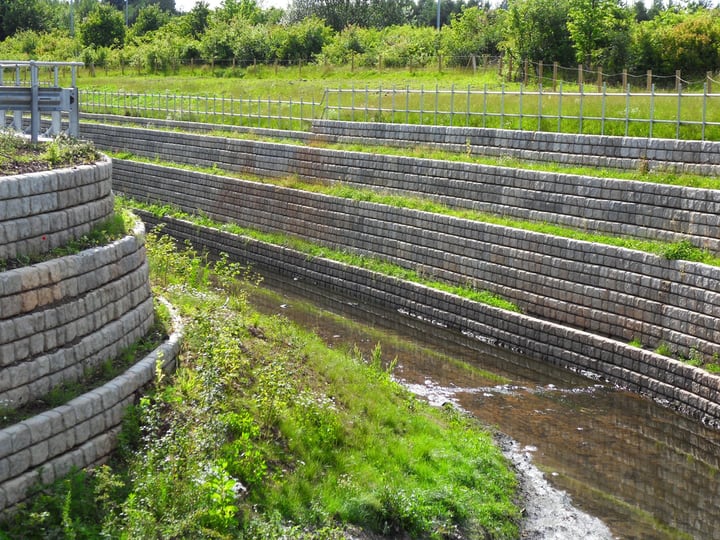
[246,271,720,540]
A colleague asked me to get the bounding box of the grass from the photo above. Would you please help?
[0,228,521,539]
[75,64,720,141]
[0,132,100,177]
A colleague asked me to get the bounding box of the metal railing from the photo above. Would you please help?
[81,90,320,133]
[325,83,720,141]
[0,61,83,142]
[80,82,720,141]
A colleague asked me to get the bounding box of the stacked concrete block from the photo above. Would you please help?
[137,212,720,428]
[311,120,720,176]
[0,161,181,513]
[113,159,720,364]
[82,124,720,253]
[0,305,182,512]
[0,158,114,261]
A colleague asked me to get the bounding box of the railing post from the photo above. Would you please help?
[30,61,40,143]
[676,78,682,139]
[702,82,707,141]
[624,83,630,137]
[601,82,606,135]
[557,82,562,132]
[538,60,543,86]
[649,83,655,139]
[537,83,542,131]
[13,66,22,132]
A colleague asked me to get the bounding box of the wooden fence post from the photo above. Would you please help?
[675,70,681,93]
[553,62,558,91]
[707,71,713,94]
[538,61,543,86]
[523,59,528,85]
[646,70,652,91]
[498,55,503,78]
[622,69,627,89]
[578,64,583,88]
[596,67,602,92]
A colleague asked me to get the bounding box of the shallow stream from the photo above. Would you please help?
[248,272,720,539]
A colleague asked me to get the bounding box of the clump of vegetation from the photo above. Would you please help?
[0,230,521,539]
[0,131,100,177]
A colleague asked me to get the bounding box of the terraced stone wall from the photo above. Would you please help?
[0,158,114,260]
[81,124,720,253]
[135,212,720,428]
[112,159,720,362]
[312,120,720,176]
[0,161,179,513]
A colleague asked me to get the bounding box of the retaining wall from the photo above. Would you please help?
[112,159,720,366]
[135,212,720,429]
[0,160,178,513]
[0,217,154,410]
[0,158,114,261]
[82,124,720,253]
[0,299,182,513]
[312,120,720,176]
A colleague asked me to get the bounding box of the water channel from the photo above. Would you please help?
[247,271,720,540]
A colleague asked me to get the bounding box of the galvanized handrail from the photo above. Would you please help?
[0,60,84,142]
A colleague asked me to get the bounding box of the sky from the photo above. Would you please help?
[174,0,290,12]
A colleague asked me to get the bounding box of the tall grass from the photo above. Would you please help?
[78,64,720,140]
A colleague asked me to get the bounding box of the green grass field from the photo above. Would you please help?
[75,64,720,140]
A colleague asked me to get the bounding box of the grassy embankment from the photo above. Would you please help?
[0,211,521,538]
[73,63,720,140]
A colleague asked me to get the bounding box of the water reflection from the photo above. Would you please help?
[248,273,720,540]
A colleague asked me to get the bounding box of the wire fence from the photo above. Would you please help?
[80,82,720,141]
[81,90,320,132]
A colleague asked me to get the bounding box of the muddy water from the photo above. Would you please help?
[247,273,720,540]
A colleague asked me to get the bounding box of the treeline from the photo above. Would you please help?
[1,0,719,79]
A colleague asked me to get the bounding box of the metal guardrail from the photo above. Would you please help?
[0,61,83,142]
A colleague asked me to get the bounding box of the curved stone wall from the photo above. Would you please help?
[0,300,182,513]
[0,218,154,409]
[0,158,114,261]
[81,124,720,253]
[0,160,178,513]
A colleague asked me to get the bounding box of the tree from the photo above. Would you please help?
[79,3,126,48]
[0,0,53,41]
[285,0,413,31]
[442,6,502,61]
[501,0,575,65]
[132,4,172,37]
[567,0,632,68]
[184,1,211,39]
